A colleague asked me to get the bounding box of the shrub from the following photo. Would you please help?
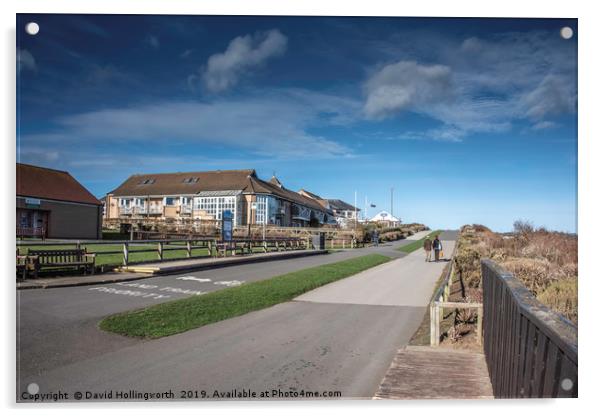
[537,278,577,325]
[453,222,577,324]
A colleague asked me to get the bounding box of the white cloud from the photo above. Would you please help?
[532,120,558,131]
[17,48,36,73]
[520,74,576,120]
[362,30,576,140]
[202,29,287,93]
[24,89,360,159]
[364,61,452,118]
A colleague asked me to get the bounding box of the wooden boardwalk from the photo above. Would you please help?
[374,346,494,400]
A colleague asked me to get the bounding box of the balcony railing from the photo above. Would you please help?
[148,206,163,215]
[180,205,193,214]
[119,207,133,215]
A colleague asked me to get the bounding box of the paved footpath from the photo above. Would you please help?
[18,231,457,401]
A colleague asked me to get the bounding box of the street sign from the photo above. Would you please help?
[25,198,41,206]
[222,210,233,241]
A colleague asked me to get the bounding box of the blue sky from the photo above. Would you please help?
[16,15,577,232]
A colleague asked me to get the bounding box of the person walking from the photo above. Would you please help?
[423,237,433,262]
[433,235,443,261]
[372,229,379,247]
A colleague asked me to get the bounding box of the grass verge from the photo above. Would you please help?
[397,230,442,253]
[100,254,390,339]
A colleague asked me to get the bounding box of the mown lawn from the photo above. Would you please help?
[397,230,442,253]
[100,254,390,339]
[16,243,212,267]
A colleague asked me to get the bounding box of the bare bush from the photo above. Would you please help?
[453,222,577,325]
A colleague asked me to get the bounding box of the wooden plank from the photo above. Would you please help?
[374,347,493,400]
[541,343,560,397]
[532,331,549,397]
[522,322,536,397]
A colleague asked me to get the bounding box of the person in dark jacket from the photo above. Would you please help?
[423,237,433,262]
[372,229,379,246]
[433,235,443,261]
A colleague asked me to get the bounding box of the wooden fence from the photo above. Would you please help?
[481,259,578,398]
[430,243,483,346]
[16,237,309,268]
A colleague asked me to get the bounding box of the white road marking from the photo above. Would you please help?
[116,282,159,289]
[88,287,171,300]
[159,286,207,296]
[213,280,244,287]
[176,276,212,283]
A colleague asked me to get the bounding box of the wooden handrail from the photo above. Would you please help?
[481,259,577,398]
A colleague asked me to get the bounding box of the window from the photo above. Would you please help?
[182,177,199,184]
[193,196,238,224]
[255,195,277,225]
[165,197,176,206]
[137,178,155,185]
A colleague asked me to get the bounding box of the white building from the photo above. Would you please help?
[369,210,401,227]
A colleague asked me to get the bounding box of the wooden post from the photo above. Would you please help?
[477,306,483,346]
[434,303,441,345]
[158,242,163,260]
[276,241,280,252]
[186,240,192,258]
[208,240,213,257]
[123,242,129,266]
[430,304,437,347]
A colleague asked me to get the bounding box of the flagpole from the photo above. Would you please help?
[364,195,368,221]
[354,190,357,227]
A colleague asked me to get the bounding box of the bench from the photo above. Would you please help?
[27,249,96,278]
[16,249,33,281]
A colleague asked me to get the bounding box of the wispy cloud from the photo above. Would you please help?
[201,29,287,93]
[145,34,160,49]
[17,48,36,73]
[21,88,361,159]
[531,120,558,131]
[362,30,577,140]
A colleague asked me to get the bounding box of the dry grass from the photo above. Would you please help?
[453,223,577,332]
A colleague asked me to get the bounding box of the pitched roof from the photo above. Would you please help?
[298,189,323,200]
[246,176,331,213]
[328,199,360,212]
[16,163,101,205]
[370,210,400,222]
[109,169,332,213]
[268,176,283,188]
[109,169,256,197]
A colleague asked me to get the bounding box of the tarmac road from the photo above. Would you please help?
[17,230,457,401]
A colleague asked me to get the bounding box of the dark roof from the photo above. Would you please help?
[109,169,331,213]
[109,169,257,197]
[299,189,323,200]
[327,199,360,212]
[16,163,101,205]
[245,176,331,213]
[268,176,283,188]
